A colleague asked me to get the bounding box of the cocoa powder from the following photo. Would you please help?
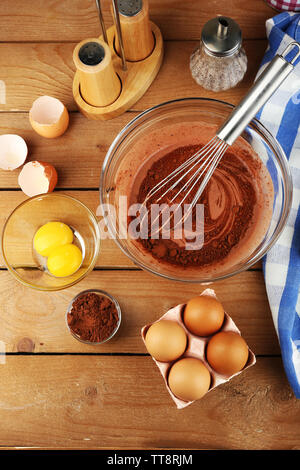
[132,144,258,268]
[67,292,119,343]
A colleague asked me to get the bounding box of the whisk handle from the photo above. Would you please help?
[217,42,300,146]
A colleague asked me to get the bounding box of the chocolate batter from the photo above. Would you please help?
[134,144,258,267]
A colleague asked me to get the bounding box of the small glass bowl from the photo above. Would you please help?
[65,289,122,345]
[1,193,100,291]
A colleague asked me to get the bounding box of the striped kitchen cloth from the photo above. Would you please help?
[256,12,300,397]
[265,0,300,11]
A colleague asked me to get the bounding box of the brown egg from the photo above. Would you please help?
[183,295,224,336]
[168,357,211,402]
[206,331,249,375]
[145,320,187,362]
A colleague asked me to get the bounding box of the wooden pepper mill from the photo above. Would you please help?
[73,38,121,107]
[72,0,164,120]
[114,0,154,61]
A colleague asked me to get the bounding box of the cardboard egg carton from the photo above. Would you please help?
[141,288,256,409]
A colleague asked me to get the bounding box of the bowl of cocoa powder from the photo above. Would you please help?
[66,289,121,344]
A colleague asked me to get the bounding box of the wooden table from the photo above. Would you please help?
[0,0,299,451]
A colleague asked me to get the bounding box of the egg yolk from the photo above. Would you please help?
[47,244,82,277]
[34,222,73,257]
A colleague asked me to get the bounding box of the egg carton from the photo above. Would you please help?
[141,288,256,409]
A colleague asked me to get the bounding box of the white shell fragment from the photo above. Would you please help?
[0,134,28,170]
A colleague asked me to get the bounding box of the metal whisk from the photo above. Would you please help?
[143,42,300,224]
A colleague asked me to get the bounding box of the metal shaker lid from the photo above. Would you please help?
[201,16,242,57]
[118,0,143,17]
[78,41,105,66]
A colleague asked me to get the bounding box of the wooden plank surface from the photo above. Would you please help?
[0,356,298,450]
[0,0,274,42]
[0,113,131,187]
[0,40,267,114]
[1,0,299,452]
[0,270,278,354]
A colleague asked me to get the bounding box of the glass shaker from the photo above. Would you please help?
[190,16,247,92]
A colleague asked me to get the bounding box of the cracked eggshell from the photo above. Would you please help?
[0,134,28,170]
[29,96,69,138]
[18,161,58,197]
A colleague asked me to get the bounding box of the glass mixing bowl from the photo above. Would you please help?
[100,98,292,283]
[2,193,100,291]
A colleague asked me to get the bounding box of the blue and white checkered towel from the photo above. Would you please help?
[256,12,300,398]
